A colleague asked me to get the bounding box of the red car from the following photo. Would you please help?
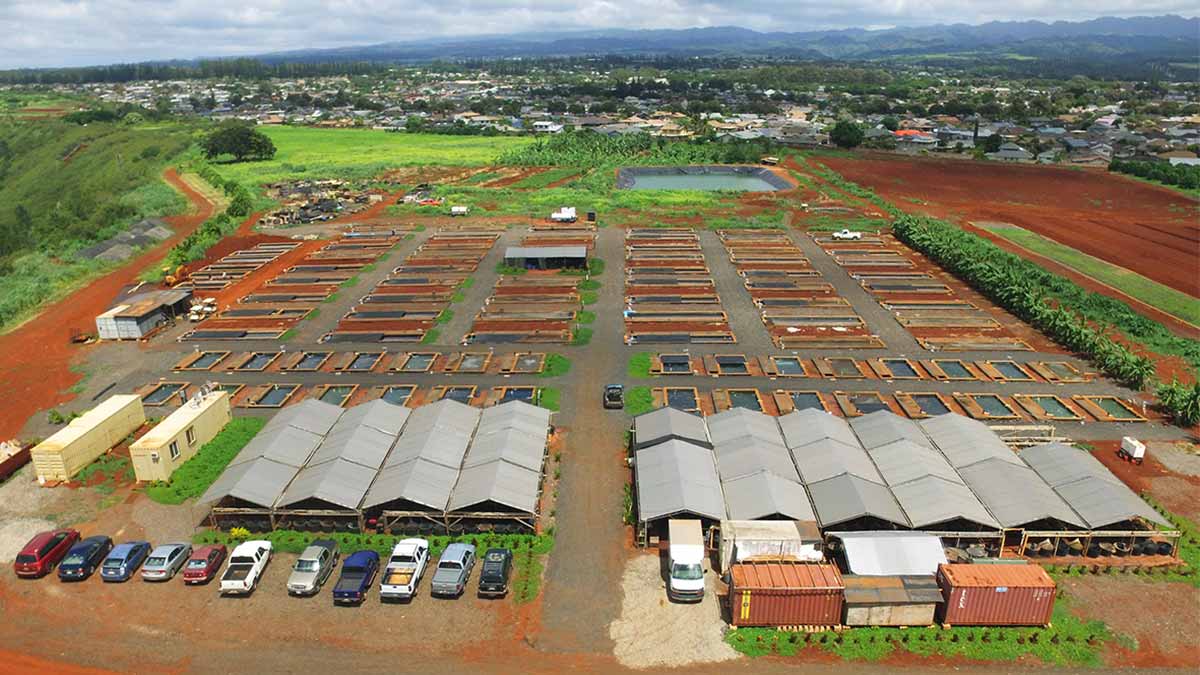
[182,545,227,584]
[14,529,80,578]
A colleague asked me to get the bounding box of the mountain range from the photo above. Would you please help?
[252,15,1199,70]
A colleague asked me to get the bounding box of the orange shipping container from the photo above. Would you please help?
[729,562,844,627]
[937,563,1056,627]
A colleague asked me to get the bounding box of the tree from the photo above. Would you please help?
[980,134,1003,153]
[881,116,899,131]
[201,124,276,162]
[830,120,865,149]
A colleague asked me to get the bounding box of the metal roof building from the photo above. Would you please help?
[890,476,1000,529]
[277,458,378,510]
[200,457,300,508]
[448,461,542,514]
[633,406,711,450]
[1020,443,1168,529]
[722,471,815,521]
[806,474,908,529]
[635,439,726,523]
[919,414,1022,469]
[851,411,933,451]
[958,458,1085,529]
[362,458,459,511]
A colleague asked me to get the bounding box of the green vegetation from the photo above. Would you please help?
[580,291,598,305]
[498,130,775,168]
[201,123,276,162]
[1109,159,1200,193]
[536,387,561,412]
[0,120,195,331]
[436,308,454,324]
[144,418,266,505]
[727,599,1114,666]
[75,452,130,494]
[496,262,527,275]
[830,120,865,149]
[159,160,260,274]
[894,215,1163,389]
[460,170,502,185]
[627,352,652,378]
[803,214,891,232]
[575,310,596,324]
[1155,380,1200,427]
[539,353,572,378]
[509,167,581,189]
[625,386,655,416]
[1138,494,1200,586]
[420,328,440,344]
[216,127,530,186]
[578,279,601,291]
[570,326,593,346]
[622,484,635,525]
[977,223,1200,326]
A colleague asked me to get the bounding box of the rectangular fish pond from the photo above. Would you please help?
[616,166,793,192]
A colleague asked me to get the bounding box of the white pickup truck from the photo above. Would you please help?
[550,206,577,223]
[219,540,272,596]
[379,538,429,601]
[831,228,863,240]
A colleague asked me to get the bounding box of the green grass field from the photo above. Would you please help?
[978,223,1200,326]
[216,127,532,186]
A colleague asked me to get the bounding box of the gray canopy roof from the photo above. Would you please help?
[633,407,711,450]
[851,411,934,450]
[386,427,473,469]
[722,471,815,521]
[198,457,299,508]
[402,398,481,436]
[920,414,1022,468]
[448,461,541,514]
[262,398,344,436]
[1021,443,1168,528]
[309,425,398,470]
[229,424,324,469]
[635,439,726,523]
[463,427,547,472]
[713,434,799,482]
[333,398,410,436]
[778,408,858,449]
[478,400,551,439]
[706,407,784,447]
[789,438,882,485]
[890,475,999,529]
[867,439,962,487]
[805,474,908,528]
[277,458,377,510]
[361,458,458,510]
[958,458,1085,528]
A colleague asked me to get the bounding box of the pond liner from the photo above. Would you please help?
[615,165,794,191]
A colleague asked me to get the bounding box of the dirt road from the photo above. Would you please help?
[0,168,215,439]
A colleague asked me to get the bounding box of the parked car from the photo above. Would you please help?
[431,543,476,598]
[332,550,379,605]
[14,529,79,578]
[379,538,429,602]
[58,536,113,582]
[477,548,513,598]
[832,228,863,240]
[182,545,227,585]
[141,543,192,582]
[287,539,339,596]
[603,384,624,409]
[101,541,152,582]
[219,541,273,596]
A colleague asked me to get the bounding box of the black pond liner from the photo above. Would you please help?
[615,165,793,191]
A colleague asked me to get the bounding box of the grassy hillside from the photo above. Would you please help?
[216,126,532,187]
[0,119,198,331]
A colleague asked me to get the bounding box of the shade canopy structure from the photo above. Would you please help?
[633,406,711,450]
[833,531,949,576]
[806,474,908,529]
[277,458,378,510]
[958,458,1085,529]
[851,410,934,451]
[1021,443,1169,528]
[722,471,816,521]
[362,458,459,511]
[635,439,726,523]
[920,414,1022,469]
[199,457,299,508]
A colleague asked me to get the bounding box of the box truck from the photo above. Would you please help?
[667,519,705,602]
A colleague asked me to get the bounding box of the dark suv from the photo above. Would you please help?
[477,548,513,598]
[603,384,624,409]
[58,536,113,582]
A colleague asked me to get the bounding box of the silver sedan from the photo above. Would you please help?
[141,543,193,581]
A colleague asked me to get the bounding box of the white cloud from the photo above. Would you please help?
[0,0,1195,68]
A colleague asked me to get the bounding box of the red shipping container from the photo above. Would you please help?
[729,562,844,627]
[937,563,1056,627]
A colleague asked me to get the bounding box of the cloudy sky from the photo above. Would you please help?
[1,1,1195,69]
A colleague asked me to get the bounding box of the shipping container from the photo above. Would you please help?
[129,390,232,482]
[937,563,1056,627]
[30,394,145,482]
[729,562,843,627]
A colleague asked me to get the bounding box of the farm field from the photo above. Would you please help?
[216,127,533,186]
[819,153,1200,297]
[976,222,1200,327]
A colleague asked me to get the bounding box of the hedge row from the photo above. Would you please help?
[162,161,254,270]
[193,529,554,560]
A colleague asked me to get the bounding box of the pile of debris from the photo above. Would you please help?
[258,180,384,227]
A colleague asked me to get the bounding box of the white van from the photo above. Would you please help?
[667,519,705,602]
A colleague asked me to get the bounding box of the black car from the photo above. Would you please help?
[58,536,113,582]
[603,384,624,410]
[477,548,513,598]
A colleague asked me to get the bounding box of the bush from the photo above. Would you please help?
[625,386,655,416]
[539,353,572,378]
[536,387,561,412]
[627,352,652,379]
[144,418,266,505]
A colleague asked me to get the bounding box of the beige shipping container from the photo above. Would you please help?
[31,394,146,482]
[130,391,231,483]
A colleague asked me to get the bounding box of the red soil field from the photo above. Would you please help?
[0,169,215,440]
[820,153,1200,296]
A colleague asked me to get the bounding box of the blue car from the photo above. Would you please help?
[58,536,113,582]
[100,541,152,582]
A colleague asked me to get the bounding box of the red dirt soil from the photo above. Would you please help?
[820,153,1200,296]
[0,169,215,440]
